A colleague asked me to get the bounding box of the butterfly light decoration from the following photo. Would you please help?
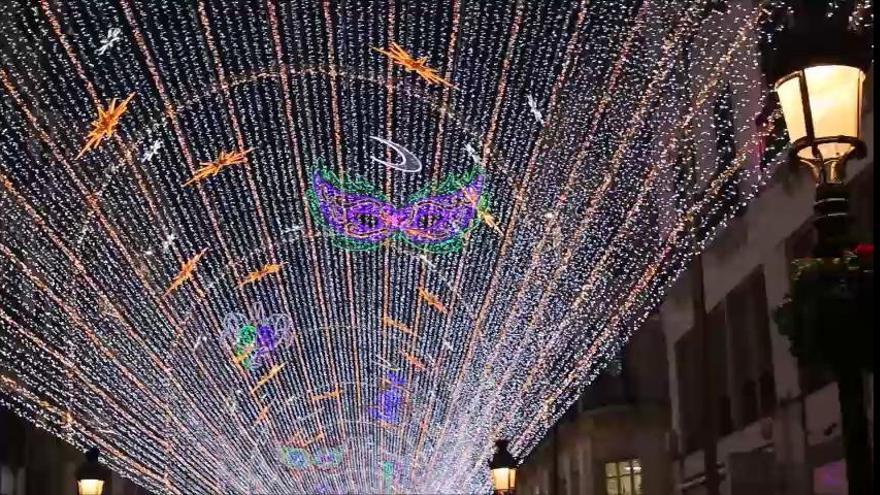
[308,166,489,253]
[221,303,293,370]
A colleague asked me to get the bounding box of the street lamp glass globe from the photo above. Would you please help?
[775,64,865,165]
[491,466,516,492]
[77,479,105,495]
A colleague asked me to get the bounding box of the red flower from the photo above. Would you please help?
[853,243,874,258]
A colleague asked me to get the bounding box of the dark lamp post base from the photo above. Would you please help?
[813,183,851,258]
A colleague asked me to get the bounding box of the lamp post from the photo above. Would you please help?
[764,2,872,494]
[488,439,517,494]
[76,447,109,495]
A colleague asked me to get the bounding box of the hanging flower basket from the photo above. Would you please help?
[773,244,874,370]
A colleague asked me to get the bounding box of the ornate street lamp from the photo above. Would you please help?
[765,2,873,495]
[774,60,866,181]
[488,439,517,494]
[76,447,109,495]
[767,1,871,256]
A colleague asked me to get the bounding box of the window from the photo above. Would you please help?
[707,303,732,435]
[624,316,669,404]
[702,0,728,16]
[604,459,643,494]
[754,93,789,179]
[579,358,629,410]
[570,459,580,495]
[675,300,732,452]
[672,145,696,214]
[726,268,776,427]
[740,379,758,425]
[675,327,703,452]
[713,83,739,200]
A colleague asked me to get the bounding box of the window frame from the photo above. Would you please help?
[602,458,643,495]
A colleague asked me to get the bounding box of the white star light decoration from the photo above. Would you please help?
[96,27,122,56]
[526,94,545,125]
[141,139,162,162]
[0,0,817,493]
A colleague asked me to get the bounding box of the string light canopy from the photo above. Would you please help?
[0,0,862,493]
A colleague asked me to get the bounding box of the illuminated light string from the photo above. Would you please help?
[419,1,688,481]
[372,42,456,88]
[448,3,767,462]
[31,63,522,251]
[422,4,788,492]
[0,0,818,493]
[410,0,640,472]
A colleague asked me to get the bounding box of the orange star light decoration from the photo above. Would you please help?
[371,43,454,88]
[401,351,427,371]
[251,363,286,394]
[417,287,448,314]
[183,148,253,187]
[464,187,503,236]
[381,315,417,336]
[163,249,208,297]
[478,209,504,236]
[254,405,270,425]
[76,93,135,159]
[289,431,325,449]
[310,389,341,403]
[238,262,284,288]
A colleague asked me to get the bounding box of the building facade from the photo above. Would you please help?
[660,79,874,495]
[516,317,674,495]
[518,2,873,494]
[659,2,875,493]
[0,403,150,495]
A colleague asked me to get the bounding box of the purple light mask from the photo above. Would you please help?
[309,168,486,252]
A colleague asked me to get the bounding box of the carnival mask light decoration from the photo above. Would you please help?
[308,166,489,253]
[280,446,344,470]
[281,447,311,470]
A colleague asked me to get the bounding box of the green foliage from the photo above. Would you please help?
[774,249,874,370]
